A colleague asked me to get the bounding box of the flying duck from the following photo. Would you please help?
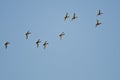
[71,13,77,21]
[96,20,101,27]
[97,9,103,16]
[5,42,10,49]
[59,32,65,40]
[36,39,41,48]
[25,31,31,39]
[64,12,70,21]
[43,41,48,49]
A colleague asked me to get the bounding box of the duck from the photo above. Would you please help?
[5,42,10,49]
[59,32,65,40]
[64,12,70,21]
[71,13,77,21]
[25,31,31,39]
[97,9,103,16]
[36,39,41,48]
[43,41,48,49]
[96,20,101,27]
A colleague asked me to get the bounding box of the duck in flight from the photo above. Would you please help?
[96,20,101,27]
[25,31,31,39]
[43,41,48,49]
[36,39,41,48]
[4,42,10,49]
[97,9,103,16]
[64,12,70,21]
[71,13,77,21]
[59,32,65,40]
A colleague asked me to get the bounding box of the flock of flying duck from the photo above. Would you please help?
[26,31,49,49]
[64,9,103,27]
[3,9,103,49]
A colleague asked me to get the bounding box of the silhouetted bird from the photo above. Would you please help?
[64,12,70,21]
[97,9,103,16]
[71,13,77,21]
[36,39,41,48]
[43,41,48,49]
[59,32,65,40]
[4,42,10,49]
[25,31,31,39]
[96,20,101,27]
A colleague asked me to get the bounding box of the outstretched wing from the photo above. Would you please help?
[97,20,99,23]
[73,13,76,17]
[99,10,101,14]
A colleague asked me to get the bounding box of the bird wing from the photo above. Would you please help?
[99,10,101,14]
[73,13,76,17]
[97,20,99,23]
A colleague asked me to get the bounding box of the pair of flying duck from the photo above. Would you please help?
[35,39,48,49]
[36,39,48,49]
[96,9,103,27]
[64,12,77,21]
[25,31,48,49]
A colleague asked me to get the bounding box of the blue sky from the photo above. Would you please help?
[0,0,120,80]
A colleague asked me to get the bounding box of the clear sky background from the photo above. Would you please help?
[0,0,120,80]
